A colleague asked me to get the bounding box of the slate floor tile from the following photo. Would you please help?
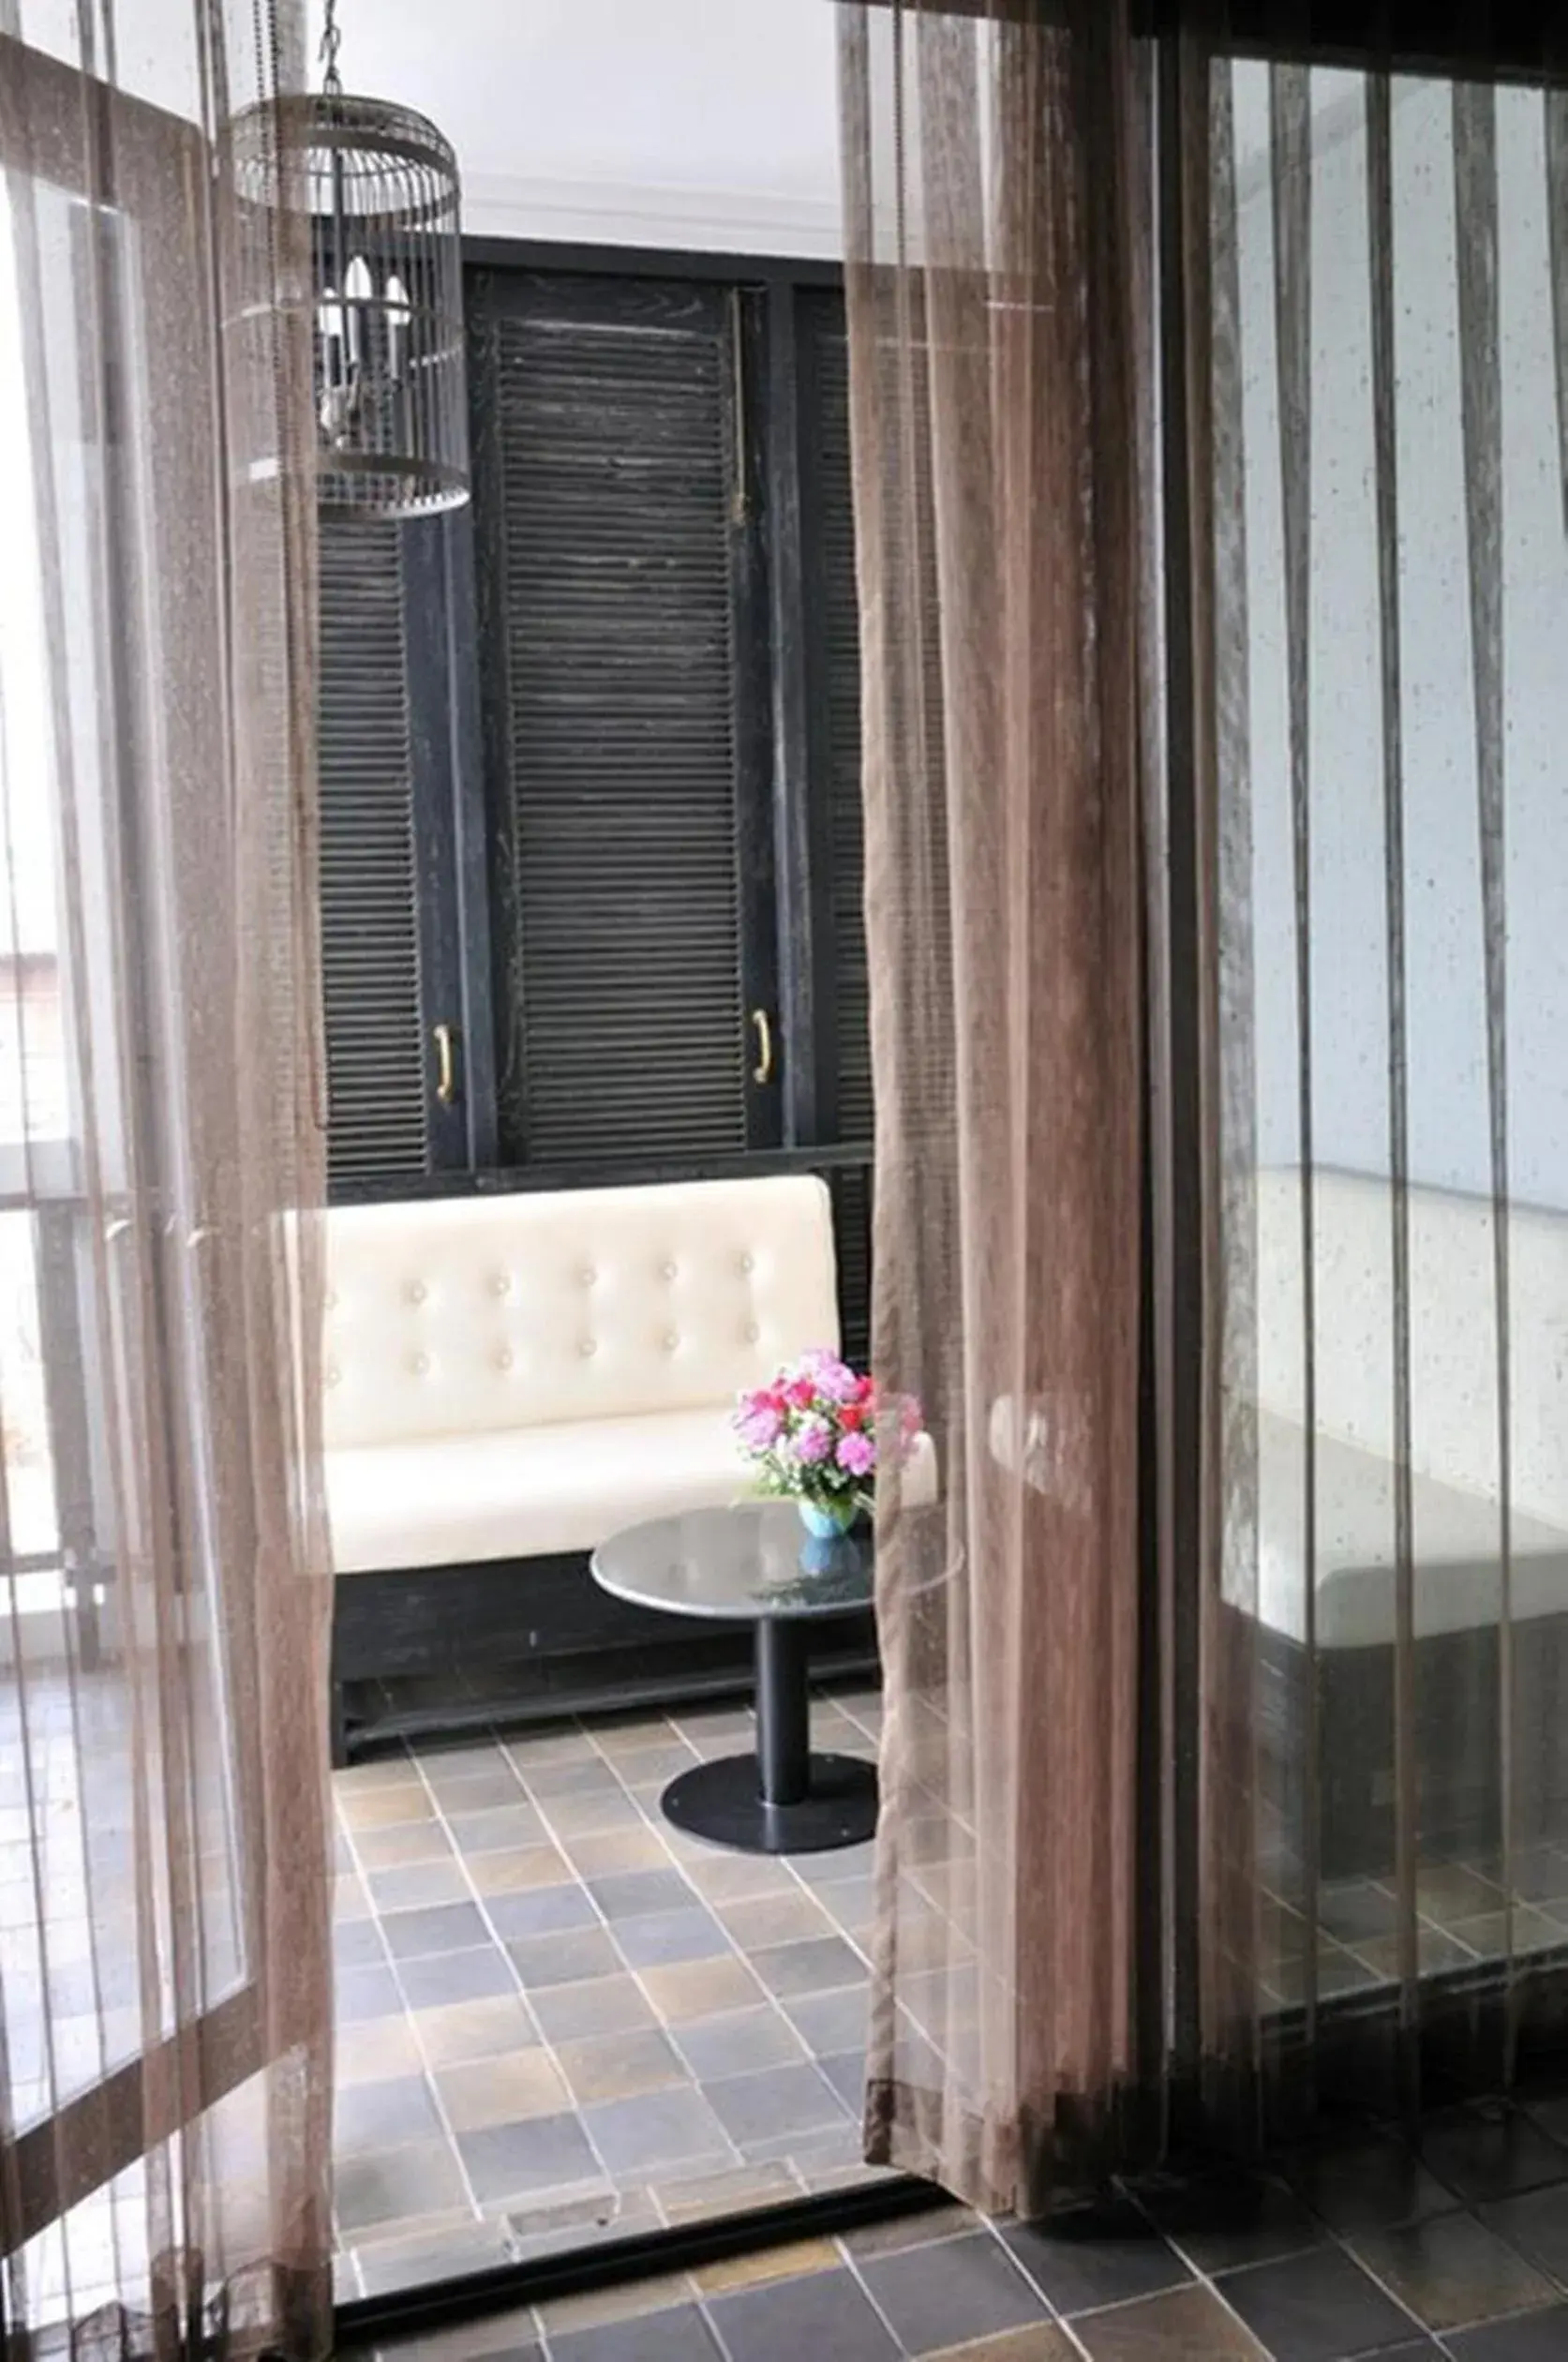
[749,1936,867,1998]
[783,1984,871,2056]
[1446,2308,1568,2358]
[1419,2105,1568,2206]
[610,1907,732,1971]
[334,1964,404,2024]
[1069,2282,1267,2360]
[529,1972,659,2044]
[1283,2132,1454,2235]
[381,1903,489,1960]
[858,2230,1051,2352]
[918,2329,1078,2361]
[506,1928,622,1990]
[548,2305,722,2362]
[704,2063,846,2145]
[1479,2178,1568,2282]
[410,1995,538,2066]
[1133,2165,1322,2272]
[708,2265,900,2362]
[335,2140,470,2232]
[1351,2213,1556,2332]
[455,2114,602,2205]
[397,1948,519,2009]
[580,2085,732,2178]
[554,2027,687,2105]
[671,2007,806,2081]
[481,1884,598,1943]
[585,1870,694,1921]
[333,2072,443,2153]
[435,2050,570,2130]
[332,1919,387,1969]
[1215,2243,1415,2361]
[1002,2195,1192,2317]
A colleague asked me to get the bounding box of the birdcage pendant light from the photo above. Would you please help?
[289,0,470,516]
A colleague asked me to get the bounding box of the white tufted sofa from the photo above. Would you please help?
[1239,1169,1568,1651]
[323,1174,852,1579]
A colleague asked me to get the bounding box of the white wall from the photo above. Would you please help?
[1232,67,1568,1208]
[307,0,844,256]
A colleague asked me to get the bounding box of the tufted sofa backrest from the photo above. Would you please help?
[1253,1168,1568,1523]
[322,1174,842,1451]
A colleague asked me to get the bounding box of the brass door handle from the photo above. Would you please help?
[434,1023,457,1106]
[751,1009,774,1086]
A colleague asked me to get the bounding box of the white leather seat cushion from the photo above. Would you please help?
[1241,1408,1568,1650]
[328,1415,940,1577]
[328,1408,759,1574]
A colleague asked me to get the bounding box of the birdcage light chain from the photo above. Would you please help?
[320,0,344,98]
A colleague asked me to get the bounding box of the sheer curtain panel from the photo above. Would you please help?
[0,7,330,2356]
[1202,41,1568,2133]
[838,0,1155,2214]
[841,0,1568,2213]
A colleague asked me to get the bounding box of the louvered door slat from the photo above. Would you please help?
[476,277,751,1166]
[318,516,428,1188]
[809,320,874,1148]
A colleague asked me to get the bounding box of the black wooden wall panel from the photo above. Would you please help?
[472,274,754,1166]
[318,516,428,1187]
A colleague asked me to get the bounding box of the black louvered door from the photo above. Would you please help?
[470,271,779,1169]
[796,289,873,1151]
[318,515,469,1190]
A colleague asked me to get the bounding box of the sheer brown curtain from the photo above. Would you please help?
[1202,42,1568,2135]
[0,9,330,2355]
[844,0,1568,2211]
[838,0,1156,2213]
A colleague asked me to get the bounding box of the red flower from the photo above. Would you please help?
[783,1377,817,1411]
[851,1373,875,1404]
[839,1403,866,1431]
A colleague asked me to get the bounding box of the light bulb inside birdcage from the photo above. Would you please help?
[242,0,470,518]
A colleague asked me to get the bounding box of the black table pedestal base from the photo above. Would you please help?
[661,1751,878,1855]
[657,1610,878,1854]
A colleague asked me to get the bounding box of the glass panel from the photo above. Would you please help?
[1219,60,1568,2023]
[0,170,248,2141]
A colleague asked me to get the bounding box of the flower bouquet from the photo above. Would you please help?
[733,1349,921,1539]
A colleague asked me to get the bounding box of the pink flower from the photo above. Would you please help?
[814,1357,860,1406]
[783,1376,818,1412]
[792,1415,833,1465]
[736,1401,784,1450]
[836,1430,876,1477]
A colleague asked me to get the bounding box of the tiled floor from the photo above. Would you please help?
[349,2095,1568,2360]
[332,1687,888,2299]
[1260,1857,1568,2008]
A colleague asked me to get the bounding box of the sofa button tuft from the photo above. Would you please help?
[325,1362,340,1386]
[580,1338,596,1358]
[739,1252,754,1276]
[745,1323,760,1345]
[580,1266,596,1288]
[497,1348,513,1371]
[492,1273,511,1296]
[662,1260,678,1282]
[411,1353,429,1376]
[664,1331,679,1353]
[407,1280,426,1306]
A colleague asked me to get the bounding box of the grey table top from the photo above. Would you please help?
[590,1502,874,1623]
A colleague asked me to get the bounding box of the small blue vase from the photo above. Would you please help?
[799,1498,861,1541]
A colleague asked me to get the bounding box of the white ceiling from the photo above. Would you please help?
[309,0,844,255]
